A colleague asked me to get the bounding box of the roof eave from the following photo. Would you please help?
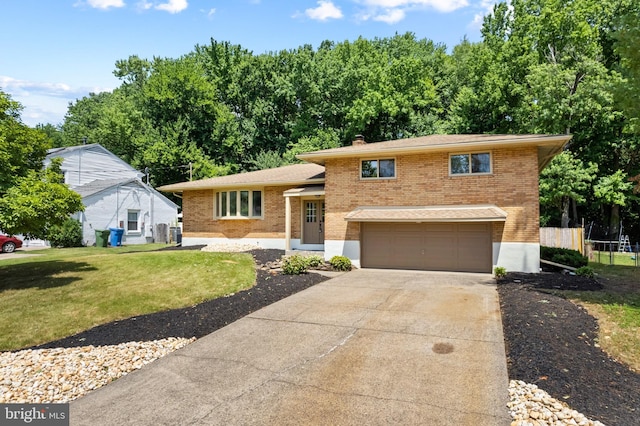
[297,135,572,165]
[158,177,326,193]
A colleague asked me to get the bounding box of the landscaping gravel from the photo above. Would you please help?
[0,338,194,403]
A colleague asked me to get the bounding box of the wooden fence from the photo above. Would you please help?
[539,227,584,254]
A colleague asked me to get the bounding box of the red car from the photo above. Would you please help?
[0,235,22,253]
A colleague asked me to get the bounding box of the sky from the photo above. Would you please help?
[1,0,498,127]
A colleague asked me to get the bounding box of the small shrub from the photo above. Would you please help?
[47,218,83,248]
[540,246,588,268]
[494,266,507,279]
[305,255,325,268]
[282,255,309,275]
[329,255,351,271]
[576,266,595,278]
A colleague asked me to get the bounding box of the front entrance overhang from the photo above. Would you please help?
[345,205,508,222]
[283,185,325,250]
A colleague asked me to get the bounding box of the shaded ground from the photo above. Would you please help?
[498,272,640,426]
[30,249,329,349]
[25,249,639,424]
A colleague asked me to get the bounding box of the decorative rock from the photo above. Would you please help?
[0,337,194,403]
[200,243,260,253]
[508,380,606,426]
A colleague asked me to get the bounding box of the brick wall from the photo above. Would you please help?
[325,147,540,243]
[182,186,302,239]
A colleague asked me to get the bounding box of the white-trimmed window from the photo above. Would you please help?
[450,152,491,175]
[127,210,140,233]
[216,190,263,219]
[361,158,395,179]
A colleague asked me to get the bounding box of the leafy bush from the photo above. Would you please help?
[47,218,83,248]
[540,246,588,268]
[576,266,595,278]
[305,255,325,268]
[494,266,507,279]
[281,255,309,275]
[329,255,351,271]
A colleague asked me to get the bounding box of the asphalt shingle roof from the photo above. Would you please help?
[157,163,326,192]
[74,178,138,198]
[297,134,572,169]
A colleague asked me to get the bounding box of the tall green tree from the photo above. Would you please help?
[0,159,84,238]
[593,170,634,236]
[0,91,51,194]
[539,151,598,227]
[0,91,84,236]
[614,3,640,132]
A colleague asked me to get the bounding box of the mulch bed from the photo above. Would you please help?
[498,272,640,426]
[30,249,329,350]
[27,249,640,424]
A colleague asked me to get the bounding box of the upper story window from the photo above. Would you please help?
[361,159,395,179]
[216,190,263,219]
[450,152,491,175]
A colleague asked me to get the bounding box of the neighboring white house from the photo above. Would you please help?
[45,144,179,246]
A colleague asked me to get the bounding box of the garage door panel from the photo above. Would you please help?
[361,222,492,273]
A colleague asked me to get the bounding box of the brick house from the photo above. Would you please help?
[158,134,571,273]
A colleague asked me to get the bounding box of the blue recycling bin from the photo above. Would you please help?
[109,227,124,247]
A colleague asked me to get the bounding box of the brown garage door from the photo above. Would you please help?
[361,222,492,273]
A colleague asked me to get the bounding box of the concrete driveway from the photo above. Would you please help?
[71,269,510,425]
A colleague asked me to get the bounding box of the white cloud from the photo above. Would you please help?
[355,0,468,24]
[469,0,504,30]
[207,8,216,19]
[372,8,405,23]
[86,0,126,9]
[360,0,468,14]
[2,76,80,99]
[0,76,113,126]
[305,1,343,21]
[136,0,153,10]
[155,0,188,13]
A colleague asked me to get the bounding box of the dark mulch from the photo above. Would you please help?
[498,272,640,426]
[29,249,329,350]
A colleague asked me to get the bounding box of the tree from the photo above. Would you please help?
[248,151,286,171]
[614,3,640,132]
[0,90,51,194]
[593,170,633,237]
[0,158,84,238]
[0,93,85,237]
[539,151,598,227]
[283,129,340,164]
[36,123,64,148]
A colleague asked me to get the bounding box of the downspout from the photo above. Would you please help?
[116,182,123,229]
[148,184,154,242]
[78,148,82,185]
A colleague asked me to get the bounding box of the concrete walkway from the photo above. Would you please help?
[71,269,510,425]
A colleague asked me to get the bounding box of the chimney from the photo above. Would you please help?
[352,134,366,146]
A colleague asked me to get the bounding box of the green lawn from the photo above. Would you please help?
[564,263,640,372]
[590,250,639,267]
[0,245,255,351]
